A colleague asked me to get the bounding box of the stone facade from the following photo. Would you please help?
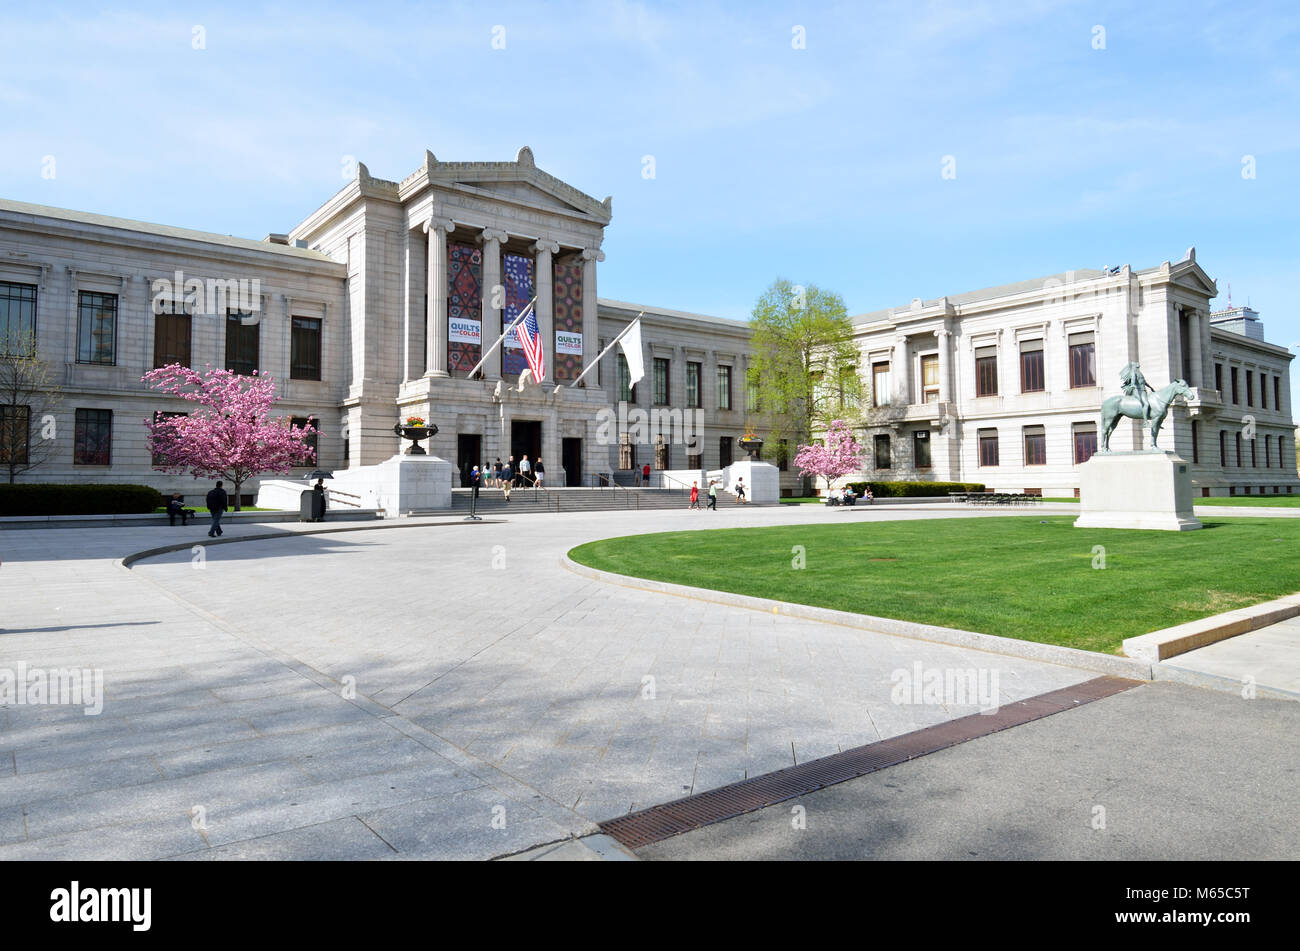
[842,251,1298,497]
[0,148,787,498]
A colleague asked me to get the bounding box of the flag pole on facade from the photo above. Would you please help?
[465,297,536,381]
[568,313,645,388]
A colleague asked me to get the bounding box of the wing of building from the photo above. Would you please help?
[847,254,1297,497]
[0,147,1295,500]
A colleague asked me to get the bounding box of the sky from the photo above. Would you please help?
[2,0,1298,399]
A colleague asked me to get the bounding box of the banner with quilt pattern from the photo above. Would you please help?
[447,241,482,377]
[502,251,534,378]
[552,253,584,382]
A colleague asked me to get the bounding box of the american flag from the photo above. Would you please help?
[516,308,545,382]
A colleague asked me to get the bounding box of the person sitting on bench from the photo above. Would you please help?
[167,494,195,526]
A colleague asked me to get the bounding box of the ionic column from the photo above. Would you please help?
[424,216,455,378]
[533,239,559,383]
[581,247,605,383]
[893,335,910,405]
[935,329,952,403]
[1187,309,1204,387]
[478,229,508,381]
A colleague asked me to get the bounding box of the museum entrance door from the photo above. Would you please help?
[510,420,542,472]
[562,438,582,487]
[457,434,481,487]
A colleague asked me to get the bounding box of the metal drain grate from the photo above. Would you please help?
[600,675,1142,850]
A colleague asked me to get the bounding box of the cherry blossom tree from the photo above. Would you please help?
[793,419,865,495]
[143,364,317,511]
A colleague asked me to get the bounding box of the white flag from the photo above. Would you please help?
[619,319,645,385]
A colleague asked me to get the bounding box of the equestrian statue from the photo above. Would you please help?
[1100,363,1191,451]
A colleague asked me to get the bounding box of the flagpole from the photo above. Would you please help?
[465,296,537,381]
[568,313,643,388]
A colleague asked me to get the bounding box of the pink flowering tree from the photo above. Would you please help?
[793,419,865,495]
[143,364,317,511]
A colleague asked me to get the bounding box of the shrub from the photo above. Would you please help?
[844,480,985,498]
[0,483,165,516]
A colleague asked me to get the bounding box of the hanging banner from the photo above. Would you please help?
[552,253,584,381]
[555,331,583,356]
[447,241,482,376]
[502,252,534,377]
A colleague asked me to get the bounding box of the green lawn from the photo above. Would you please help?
[569,517,1300,654]
[780,497,824,504]
[1197,495,1300,507]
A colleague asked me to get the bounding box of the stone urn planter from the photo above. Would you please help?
[738,435,764,460]
[394,422,437,455]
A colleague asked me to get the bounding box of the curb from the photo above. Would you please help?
[1150,661,1300,702]
[1121,594,1300,662]
[560,553,1153,679]
[119,517,503,567]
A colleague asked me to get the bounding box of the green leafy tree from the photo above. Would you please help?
[746,279,862,469]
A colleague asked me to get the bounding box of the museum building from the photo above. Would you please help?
[0,146,1294,501]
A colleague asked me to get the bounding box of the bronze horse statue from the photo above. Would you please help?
[1100,378,1191,450]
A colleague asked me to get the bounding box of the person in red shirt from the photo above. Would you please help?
[689,481,700,510]
[642,462,651,486]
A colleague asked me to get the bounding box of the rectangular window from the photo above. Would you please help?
[1219,430,1227,467]
[1252,439,1258,468]
[1260,373,1268,409]
[0,404,30,465]
[1230,367,1239,404]
[291,317,322,381]
[1246,370,1254,407]
[975,346,998,397]
[687,452,702,470]
[920,354,940,403]
[653,357,669,406]
[717,365,732,410]
[1019,339,1045,393]
[1023,427,1046,466]
[76,291,117,365]
[978,429,999,467]
[1073,426,1097,465]
[0,281,38,355]
[873,433,891,469]
[152,300,192,368]
[777,438,789,472]
[913,430,931,469]
[686,361,701,409]
[1190,420,1199,464]
[290,417,318,466]
[617,352,633,402]
[719,435,733,469]
[1068,332,1096,388]
[1214,364,1223,392]
[74,408,112,465]
[1235,432,1242,467]
[1264,435,1271,468]
[872,361,891,407]
[226,312,259,375]
[746,378,759,413]
[1275,377,1281,412]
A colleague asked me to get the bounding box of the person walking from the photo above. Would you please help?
[689,481,700,510]
[534,457,545,489]
[501,458,513,501]
[641,461,651,487]
[734,477,747,504]
[507,455,517,487]
[493,458,502,489]
[205,480,228,537]
[707,479,718,510]
[520,454,532,487]
[470,464,481,507]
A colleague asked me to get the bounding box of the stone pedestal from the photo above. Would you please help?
[725,460,780,505]
[328,454,453,516]
[1074,451,1202,531]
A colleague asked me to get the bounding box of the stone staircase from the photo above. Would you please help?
[445,485,691,514]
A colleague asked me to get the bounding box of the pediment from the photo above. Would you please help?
[450,178,589,216]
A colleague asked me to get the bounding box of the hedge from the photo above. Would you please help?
[844,480,986,498]
[0,483,165,516]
